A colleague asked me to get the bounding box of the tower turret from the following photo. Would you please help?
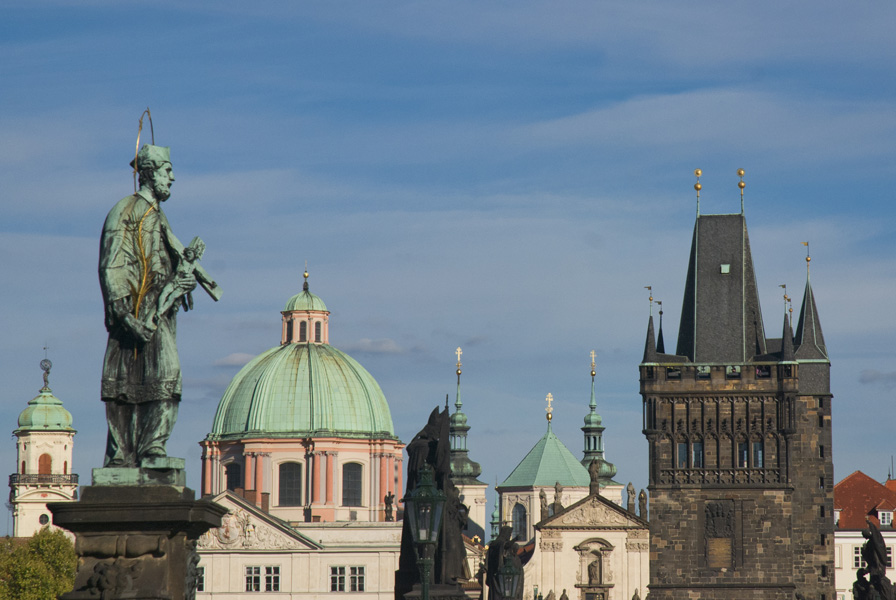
[10,359,78,537]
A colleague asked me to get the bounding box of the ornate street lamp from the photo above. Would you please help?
[495,557,522,600]
[403,464,446,600]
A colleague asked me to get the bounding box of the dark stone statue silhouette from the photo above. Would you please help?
[853,520,894,600]
[396,407,466,600]
[385,491,395,521]
[486,526,522,600]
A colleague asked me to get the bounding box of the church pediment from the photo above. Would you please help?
[198,492,321,551]
[538,494,645,530]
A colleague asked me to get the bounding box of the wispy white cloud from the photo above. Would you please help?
[341,338,404,354]
[213,353,256,367]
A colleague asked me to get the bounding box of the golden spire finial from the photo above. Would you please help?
[590,350,596,377]
[645,286,653,316]
[737,168,746,214]
[304,260,309,281]
[802,241,811,277]
[694,168,702,215]
[456,346,462,375]
[545,393,554,422]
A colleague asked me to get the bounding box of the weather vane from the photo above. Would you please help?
[545,393,554,422]
[645,286,653,316]
[779,284,791,324]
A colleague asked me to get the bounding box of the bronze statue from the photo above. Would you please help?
[99,144,220,468]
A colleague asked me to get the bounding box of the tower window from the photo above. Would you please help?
[693,442,704,468]
[737,442,748,468]
[342,463,363,507]
[315,321,322,342]
[225,463,242,491]
[677,443,688,469]
[819,445,825,458]
[279,463,303,507]
[38,453,52,475]
[752,442,763,468]
[512,503,527,540]
[299,321,307,342]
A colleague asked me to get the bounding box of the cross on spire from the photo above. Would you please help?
[545,393,554,422]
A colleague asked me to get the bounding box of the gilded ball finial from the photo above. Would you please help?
[738,181,745,189]
[806,256,811,263]
[737,168,745,177]
[694,169,702,177]
[694,182,702,191]
[591,369,596,377]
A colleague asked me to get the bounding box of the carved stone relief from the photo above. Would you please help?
[198,507,305,550]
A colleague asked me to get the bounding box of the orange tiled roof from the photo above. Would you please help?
[834,471,896,530]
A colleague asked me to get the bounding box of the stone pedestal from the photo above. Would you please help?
[49,482,226,600]
[403,583,468,600]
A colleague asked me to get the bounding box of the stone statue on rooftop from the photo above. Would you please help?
[99,144,221,468]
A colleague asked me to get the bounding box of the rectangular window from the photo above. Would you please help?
[265,566,280,592]
[888,547,893,569]
[331,566,346,592]
[692,442,704,468]
[350,566,365,592]
[677,443,688,468]
[880,511,893,526]
[752,441,763,468]
[855,546,865,568]
[246,566,261,592]
[819,414,825,427]
[737,442,748,468]
[820,445,825,458]
[197,566,205,592]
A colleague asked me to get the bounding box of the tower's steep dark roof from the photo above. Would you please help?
[780,312,795,362]
[642,315,657,363]
[794,278,828,361]
[675,214,767,362]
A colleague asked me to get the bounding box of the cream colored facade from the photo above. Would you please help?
[11,429,77,537]
[197,491,402,599]
[500,485,591,542]
[525,494,649,600]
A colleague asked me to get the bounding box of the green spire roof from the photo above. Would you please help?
[16,386,75,433]
[500,423,590,488]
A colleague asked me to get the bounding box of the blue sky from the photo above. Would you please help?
[2,2,895,533]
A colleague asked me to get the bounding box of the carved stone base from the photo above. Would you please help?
[49,485,226,600]
[404,582,468,600]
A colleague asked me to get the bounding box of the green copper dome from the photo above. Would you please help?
[285,287,328,312]
[16,386,75,433]
[500,423,590,488]
[209,343,396,440]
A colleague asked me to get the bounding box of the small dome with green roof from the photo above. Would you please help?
[208,276,396,441]
[16,362,75,433]
[285,277,328,312]
[500,422,590,488]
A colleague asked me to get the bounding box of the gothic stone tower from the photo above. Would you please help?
[639,211,833,599]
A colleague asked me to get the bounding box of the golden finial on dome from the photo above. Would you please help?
[456,346,462,376]
[545,393,554,422]
[802,241,811,276]
[590,350,596,377]
[737,168,745,214]
[645,286,653,316]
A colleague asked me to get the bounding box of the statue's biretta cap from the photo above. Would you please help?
[130,144,171,169]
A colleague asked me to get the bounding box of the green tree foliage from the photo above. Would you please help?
[0,527,77,600]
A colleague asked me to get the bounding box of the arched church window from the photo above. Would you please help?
[342,463,363,507]
[299,321,307,342]
[38,454,52,475]
[286,320,293,341]
[279,463,303,507]
[315,321,322,342]
[512,503,527,540]
[225,463,242,491]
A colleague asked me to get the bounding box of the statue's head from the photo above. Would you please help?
[132,144,174,201]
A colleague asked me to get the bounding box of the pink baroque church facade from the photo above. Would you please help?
[195,275,406,599]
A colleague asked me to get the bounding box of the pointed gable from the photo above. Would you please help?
[675,214,767,363]
[198,491,322,551]
[537,493,646,530]
[794,278,828,360]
